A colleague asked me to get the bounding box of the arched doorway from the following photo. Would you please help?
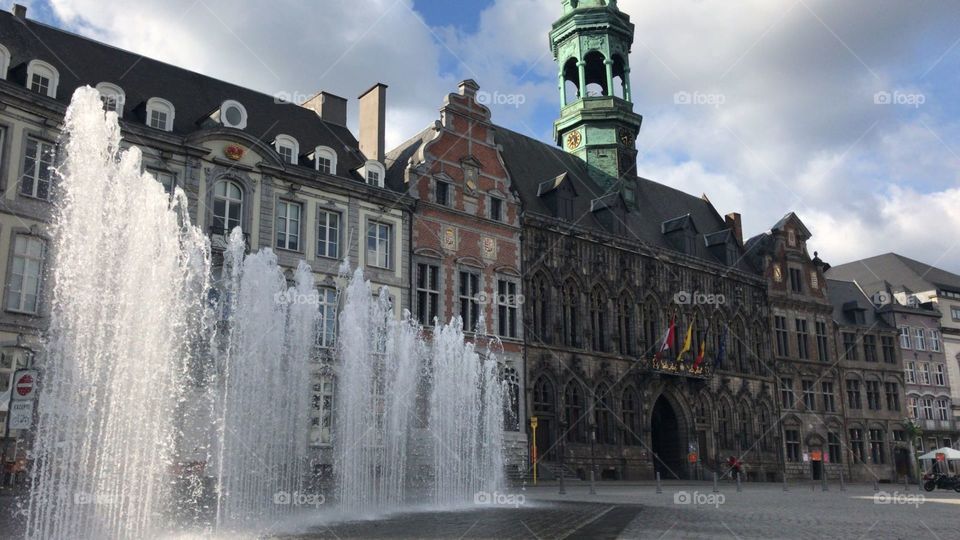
[651,395,687,479]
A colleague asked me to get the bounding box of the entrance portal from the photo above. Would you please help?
[651,395,687,479]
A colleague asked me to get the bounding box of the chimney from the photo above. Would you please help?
[301,91,347,127]
[12,4,27,18]
[358,83,387,163]
[725,212,743,246]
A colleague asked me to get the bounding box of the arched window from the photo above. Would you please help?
[146,97,175,131]
[0,44,10,80]
[314,146,337,175]
[502,367,520,431]
[583,51,607,97]
[642,299,660,355]
[533,376,554,414]
[733,321,748,374]
[562,280,580,348]
[617,293,635,355]
[594,383,616,445]
[738,404,751,451]
[564,381,586,443]
[621,387,641,445]
[590,286,607,352]
[363,160,386,188]
[758,405,772,451]
[274,134,299,165]
[718,401,731,449]
[562,57,579,105]
[219,99,247,129]
[531,274,551,344]
[212,180,243,234]
[26,60,58,98]
[95,82,125,116]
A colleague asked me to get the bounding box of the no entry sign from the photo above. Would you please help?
[11,369,38,400]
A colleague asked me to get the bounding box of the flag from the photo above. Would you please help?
[693,339,706,370]
[654,317,676,361]
[714,329,727,368]
[678,322,694,362]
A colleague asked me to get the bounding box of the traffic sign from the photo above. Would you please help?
[12,369,38,400]
[8,400,33,430]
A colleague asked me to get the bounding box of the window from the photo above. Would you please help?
[310,374,334,445]
[775,315,789,356]
[918,363,931,385]
[364,160,385,188]
[275,200,302,251]
[503,367,520,431]
[458,270,480,332]
[885,382,900,411]
[562,281,580,348]
[218,100,247,129]
[863,335,878,362]
[622,389,640,445]
[866,380,881,410]
[810,270,819,290]
[849,429,865,463]
[815,321,829,361]
[935,364,946,386]
[212,180,243,234]
[928,329,942,352]
[366,221,392,269]
[822,382,836,412]
[952,307,960,321]
[796,319,809,360]
[846,379,862,409]
[490,196,503,221]
[802,380,816,410]
[937,399,950,421]
[149,169,175,193]
[869,429,885,464]
[314,146,337,174]
[594,384,616,445]
[899,326,912,349]
[908,397,919,419]
[789,267,803,293]
[781,378,795,409]
[564,382,586,443]
[616,295,635,355]
[881,336,896,363]
[26,60,58,98]
[905,361,916,384]
[922,398,934,420]
[317,287,337,348]
[146,97,175,131]
[842,332,859,361]
[0,44,8,80]
[497,279,518,339]
[274,134,299,165]
[416,263,440,326]
[531,274,550,344]
[828,432,842,464]
[914,328,926,351]
[316,210,340,259]
[590,287,606,352]
[436,180,450,206]
[785,429,801,462]
[6,235,45,314]
[20,138,55,200]
[95,82,125,115]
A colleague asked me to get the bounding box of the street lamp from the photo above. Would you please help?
[559,417,567,495]
[589,421,597,495]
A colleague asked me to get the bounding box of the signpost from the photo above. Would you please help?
[5,369,38,438]
[530,416,538,485]
[8,401,33,430]
[12,370,38,400]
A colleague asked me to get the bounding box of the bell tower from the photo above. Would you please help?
[551,0,643,204]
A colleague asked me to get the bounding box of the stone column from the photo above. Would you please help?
[577,60,586,98]
[559,72,566,106]
[604,59,614,96]
[624,67,632,102]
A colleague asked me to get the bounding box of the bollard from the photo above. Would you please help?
[736,472,742,492]
[821,472,828,492]
[839,470,845,492]
[783,474,789,492]
[904,476,909,492]
[656,471,662,494]
[713,472,719,493]
[873,480,879,493]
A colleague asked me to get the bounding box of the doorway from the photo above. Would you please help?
[651,395,687,479]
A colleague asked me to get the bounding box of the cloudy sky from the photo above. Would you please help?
[9,0,960,272]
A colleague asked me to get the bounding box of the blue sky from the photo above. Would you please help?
[7,0,960,272]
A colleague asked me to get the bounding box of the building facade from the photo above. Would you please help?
[826,279,908,482]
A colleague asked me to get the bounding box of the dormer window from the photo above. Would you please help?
[787,229,796,247]
[95,82,125,116]
[26,60,58,98]
[274,134,299,165]
[146,97,175,132]
[363,160,385,188]
[313,146,337,175]
[0,44,10,80]
[218,100,247,129]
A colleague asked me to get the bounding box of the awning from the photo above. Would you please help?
[918,447,960,460]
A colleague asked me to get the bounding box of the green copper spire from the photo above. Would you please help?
[551,0,642,203]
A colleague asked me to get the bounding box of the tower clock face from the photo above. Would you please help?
[619,128,635,147]
[565,131,582,150]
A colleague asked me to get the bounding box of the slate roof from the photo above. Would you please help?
[828,253,960,296]
[825,278,891,329]
[0,10,374,184]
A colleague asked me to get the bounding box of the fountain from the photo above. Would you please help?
[23,87,506,539]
